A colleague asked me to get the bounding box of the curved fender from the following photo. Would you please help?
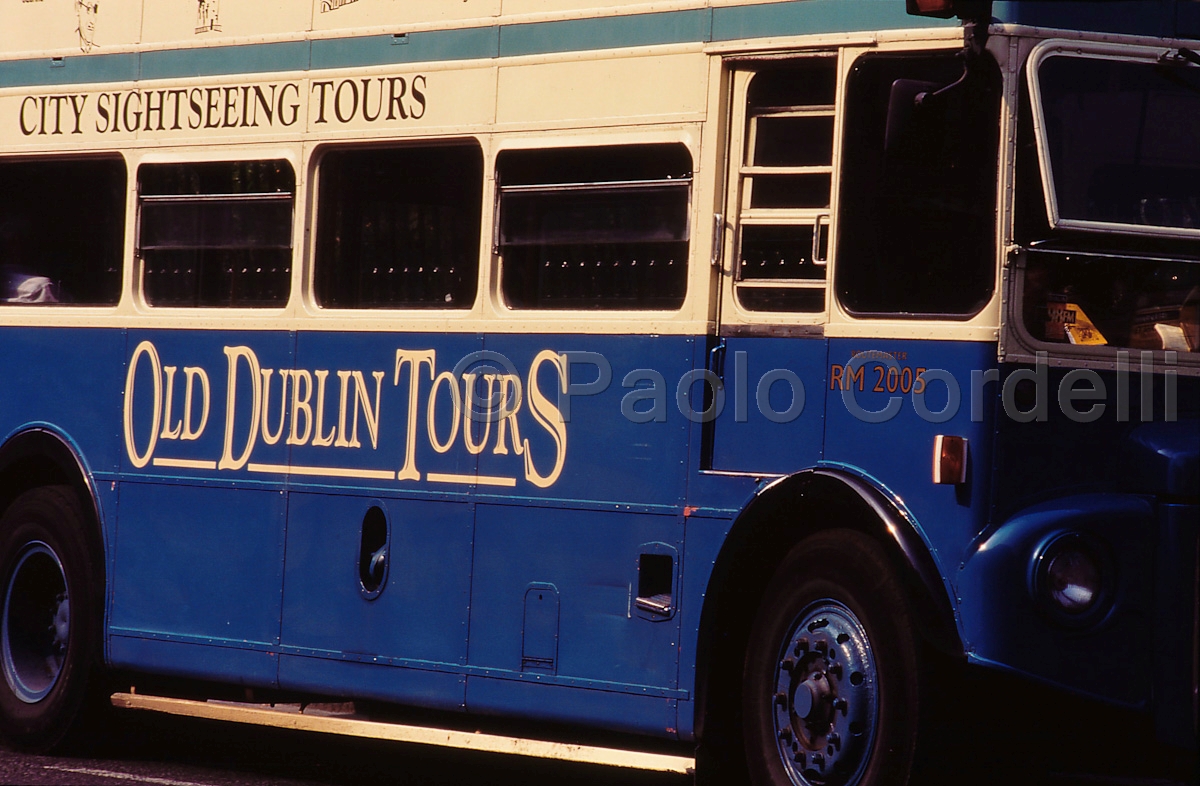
[0,426,105,547]
[692,467,962,745]
[809,469,961,655]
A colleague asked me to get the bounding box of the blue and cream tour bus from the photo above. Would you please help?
[0,0,1197,783]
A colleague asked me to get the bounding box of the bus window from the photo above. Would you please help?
[138,160,294,308]
[733,59,837,313]
[0,156,125,306]
[836,50,1000,318]
[496,144,691,310]
[314,143,483,309]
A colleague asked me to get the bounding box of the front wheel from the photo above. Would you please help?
[743,530,929,786]
[0,486,103,751]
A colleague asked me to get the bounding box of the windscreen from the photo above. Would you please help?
[1033,52,1200,235]
[1020,47,1200,354]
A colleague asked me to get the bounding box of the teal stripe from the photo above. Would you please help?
[711,0,953,41]
[0,52,137,89]
[140,41,311,81]
[498,9,711,57]
[310,27,499,69]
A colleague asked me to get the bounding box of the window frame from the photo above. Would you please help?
[308,140,487,313]
[0,153,128,310]
[493,142,695,314]
[719,52,842,333]
[1026,39,1200,242]
[134,157,297,311]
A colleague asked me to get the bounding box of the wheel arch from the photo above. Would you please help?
[692,468,962,750]
[0,427,106,574]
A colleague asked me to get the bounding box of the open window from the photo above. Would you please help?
[731,59,837,314]
[495,144,691,310]
[138,160,294,308]
[0,156,125,306]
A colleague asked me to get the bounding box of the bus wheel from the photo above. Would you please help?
[0,486,102,752]
[743,530,925,786]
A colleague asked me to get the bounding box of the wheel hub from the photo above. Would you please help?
[772,601,877,786]
[2,542,70,704]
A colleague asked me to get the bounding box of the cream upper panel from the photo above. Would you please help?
[310,0,502,33]
[496,49,707,128]
[0,61,497,149]
[140,1,313,46]
[2,0,142,56]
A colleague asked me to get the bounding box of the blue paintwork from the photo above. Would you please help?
[956,493,1157,706]
[709,338,827,474]
[0,315,1194,743]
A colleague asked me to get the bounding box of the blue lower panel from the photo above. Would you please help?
[468,505,682,689]
[280,494,473,666]
[278,655,465,711]
[111,483,286,647]
[466,675,677,738]
[109,635,278,687]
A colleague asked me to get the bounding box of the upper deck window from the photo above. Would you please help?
[496,145,691,311]
[1030,48,1200,238]
[138,160,294,308]
[1,157,125,306]
[314,144,483,310]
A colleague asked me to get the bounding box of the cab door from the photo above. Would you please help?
[707,55,839,474]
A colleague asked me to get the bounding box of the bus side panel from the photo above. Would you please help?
[111,330,293,685]
[475,334,694,508]
[0,326,127,476]
[464,334,692,734]
[275,331,480,709]
[278,493,474,711]
[468,506,683,687]
[675,511,743,742]
[709,336,828,474]
[110,483,287,681]
[821,339,998,603]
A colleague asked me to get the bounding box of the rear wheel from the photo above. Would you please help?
[0,486,103,751]
[743,530,928,786]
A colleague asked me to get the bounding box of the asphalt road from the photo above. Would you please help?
[0,709,692,786]
[1,698,1195,786]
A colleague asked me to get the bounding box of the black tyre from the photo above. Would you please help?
[0,485,103,751]
[743,530,928,786]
